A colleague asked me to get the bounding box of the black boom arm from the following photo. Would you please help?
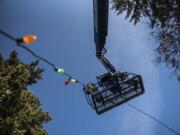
[97,54,116,75]
[93,0,117,75]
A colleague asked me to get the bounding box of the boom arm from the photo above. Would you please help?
[93,0,108,55]
[93,0,117,75]
[97,54,116,75]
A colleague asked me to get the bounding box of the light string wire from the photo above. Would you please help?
[1,30,180,135]
[126,103,180,135]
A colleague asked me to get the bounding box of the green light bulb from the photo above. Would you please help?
[57,68,65,74]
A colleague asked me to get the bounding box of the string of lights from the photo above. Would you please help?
[0,30,86,87]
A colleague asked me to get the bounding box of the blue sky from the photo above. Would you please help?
[0,0,180,135]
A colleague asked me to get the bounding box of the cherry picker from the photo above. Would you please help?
[83,0,145,114]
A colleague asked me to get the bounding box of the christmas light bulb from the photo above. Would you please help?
[70,79,76,83]
[57,68,65,74]
[64,80,69,85]
[22,35,37,44]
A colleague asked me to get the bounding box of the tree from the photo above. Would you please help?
[0,51,51,135]
[112,0,180,81]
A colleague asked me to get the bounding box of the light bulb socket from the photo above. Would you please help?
[15,38,23,43]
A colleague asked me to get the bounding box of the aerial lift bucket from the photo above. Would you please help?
[84,72,145,114]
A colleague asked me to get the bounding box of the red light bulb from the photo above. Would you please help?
[64,80,70,85]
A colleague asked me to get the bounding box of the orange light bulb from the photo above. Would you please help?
[22,35,37,44]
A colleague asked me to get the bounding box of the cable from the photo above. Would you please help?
[16,43,56,69]
[126,103,180,135]
[0,30,86,87]
[0,30,16,41]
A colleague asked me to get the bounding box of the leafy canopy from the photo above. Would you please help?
[0,51,51,135]
[112,0,180,81]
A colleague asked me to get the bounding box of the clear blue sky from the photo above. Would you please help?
[0,0,180,135]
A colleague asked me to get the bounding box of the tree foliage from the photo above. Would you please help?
[112,0,180,81]
[0,51,51,135]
